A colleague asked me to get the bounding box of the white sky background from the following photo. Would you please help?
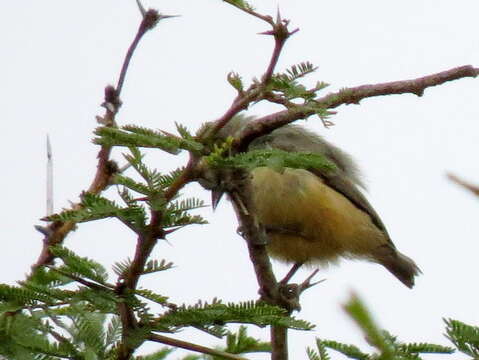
[2,0,479,359]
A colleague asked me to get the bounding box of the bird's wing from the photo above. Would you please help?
[312,167,395,246]
[247,123,395,245]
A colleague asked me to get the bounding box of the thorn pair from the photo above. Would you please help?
[280,262,325,293]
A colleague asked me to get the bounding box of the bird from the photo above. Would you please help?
[207,115,421,288]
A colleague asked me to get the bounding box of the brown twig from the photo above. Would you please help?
[447,173,479,197]
[261,11,299,85]
[271,325,288,360]
[116,9,166,95]
[223,0,275,25]
[47,266,115,291]
[115,147,196,360]
[148,333,249,360]
[236,65,479,151]
[279,263,304,285]
[298,269,324,293]
[224,167,307,360]
[209,92,258,138]
[227,169,279,303]
[208,9,297,140]
[320,65,478,105]
[31,7,169,272]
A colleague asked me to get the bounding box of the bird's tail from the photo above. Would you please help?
[380,251,422,288]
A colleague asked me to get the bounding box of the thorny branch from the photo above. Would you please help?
[148,333,249,360]
[236,65,479,151]
[32,7,166,271]
[261,12,299,85]
[208,10,297,140]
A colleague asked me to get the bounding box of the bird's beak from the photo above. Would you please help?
[211,189,225,210]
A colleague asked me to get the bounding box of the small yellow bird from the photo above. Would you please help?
[209,116,421,288]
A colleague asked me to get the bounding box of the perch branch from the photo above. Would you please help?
[209,9,297,139]
[237,65,479,151]
[32,7,166,272]
[148,333,249,360]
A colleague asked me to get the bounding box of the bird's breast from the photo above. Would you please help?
[250,167,386,265]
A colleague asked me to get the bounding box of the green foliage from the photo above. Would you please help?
[319,340,370,360]
[344,294,394,357]
[113,258,173,284]
[307,339,330,360]
[227,72,244,92]
[206,147,335,174]
[223,0,255,12]
[283,62,318,82]
[445,318,479,358]
[93,125,203,154]
[0,284,50,308]
[177,326,270,360]
[50,246,109,285]
[311,294,456,360]
[46,145,206,235]
[0,246,173,358]
[142,259,175,276]
[116,148,208,229]
[135,289,169,306]
[112,258,132,278]
[268,62,324,101]
[175,122,194,141]
[0,305,123,360]
[0,240,316,358]
[45,192,147,232]
[224,325,271,354]
[162,197,208,229]
[135,347,174,360]
[152,299,314,334]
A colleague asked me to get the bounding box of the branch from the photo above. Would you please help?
[208,9,297,138]
[32,7,168,272]
[222,0,275,25]
[236,65,479,151]
[46,266,114,291]
[148,333,249,360]
[261,11,299,85]
[117,9,176,94]
[318,65,478,106]
[220,169,304,360]
[447,173,479,197]
[229,176,297,360]
[115,146,197,360]
[224,169,279,304]
[271,326,288,360]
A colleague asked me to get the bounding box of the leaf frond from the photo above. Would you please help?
[94,126,182,154]
[49,246,109,285]
[206,148,335,173]
[142,259,175,275]
[321,340,370,360]
[152,300,313,333]
[223,0,255,11]
[445,318,479,357]
[225,325,271,354]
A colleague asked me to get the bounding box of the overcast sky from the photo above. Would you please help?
[2,1,479,359]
